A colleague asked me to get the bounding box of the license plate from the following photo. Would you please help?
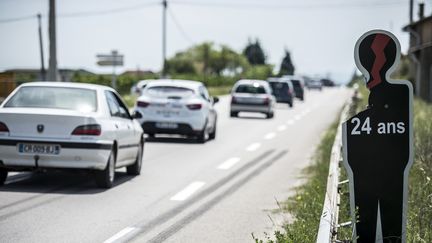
[17,143,61,155]
[156,110,179,117]
[155,122,178,129]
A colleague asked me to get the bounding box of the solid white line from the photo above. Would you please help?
[287,119,295,125]
[170,181,205,201]
[277,125,287,131]
[104,227,136,243]
[246,142,261,152]
[264,132,276,140]
[217,157,241,170]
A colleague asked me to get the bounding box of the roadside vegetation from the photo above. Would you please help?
[254,117,340,242]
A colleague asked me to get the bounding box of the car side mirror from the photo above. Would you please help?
[213,97,219,104]
[131,111,143,119]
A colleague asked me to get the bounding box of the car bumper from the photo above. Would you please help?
[230,104,272,113]
[141,122,202,136]
[0,139,113,171]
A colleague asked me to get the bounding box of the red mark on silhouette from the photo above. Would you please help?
[367,34,391,89]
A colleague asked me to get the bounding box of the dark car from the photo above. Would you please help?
[284,75,305,101]
[267,77,294,107]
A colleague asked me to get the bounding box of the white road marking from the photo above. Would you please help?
[277,125,287,131]
[246,142,261,152]
[294,115,302,120]
[264,132,276,140]
[104,227,137,243]
[286,119,295,125]
[217,157,241,170]
[170,181,206,201]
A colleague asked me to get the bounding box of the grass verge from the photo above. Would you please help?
[254,116,340,242]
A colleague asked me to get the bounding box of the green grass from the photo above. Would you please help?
[254,117,340,243]
[122,94,137,108]
[207,85,232,96]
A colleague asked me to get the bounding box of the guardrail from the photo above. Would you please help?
[316,99,353,243]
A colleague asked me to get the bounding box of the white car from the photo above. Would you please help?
[131,79,154,96]
[230,79,276,118]
[0,82,144,188]
[133,79,218,143]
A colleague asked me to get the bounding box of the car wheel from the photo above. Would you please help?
[288,102,293,108]
[230,111,238,117]
[0,168,8,186]
[266,112,274,119]
[197,122,208,143]
[95,150,115,188]
[127,140,143,176]
[209,123,216,140]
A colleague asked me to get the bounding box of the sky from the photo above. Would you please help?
[0,0,430,83]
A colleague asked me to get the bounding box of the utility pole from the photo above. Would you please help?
[48,0,59,81]
[409,0,413,23]
[37,13,46,80]
[161,0,167,78]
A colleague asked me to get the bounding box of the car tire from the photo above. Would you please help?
[95,150,116,188]
[209,123,216,140]
[127,140,143,176]
[266,112,274,119]
[197,122,208,144]
[0,168,8,186]
[230,111,238,117]
[288,102,293,108]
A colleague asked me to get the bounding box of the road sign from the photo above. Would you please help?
[96,50,124,90]
[96,50,124,66]
[342,30,413,243]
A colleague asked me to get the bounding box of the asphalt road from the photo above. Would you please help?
[0,87,351,243]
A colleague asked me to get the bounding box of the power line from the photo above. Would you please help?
[0,1,159,24]
[0,14,36,24]
[168,7,194,45]
[170,0,406,10]
[58,2,160,18]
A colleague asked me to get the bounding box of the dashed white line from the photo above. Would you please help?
[217,157,241,170]
[264,132,276,140]
[277,125,287,131]
[170,181,206,201]
[104,227,137,243]
[246,142,261,152]
[294,115,302,120]
[287,119,295,125]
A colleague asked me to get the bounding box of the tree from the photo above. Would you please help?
[243,38,266,65]
[279,49,295,76]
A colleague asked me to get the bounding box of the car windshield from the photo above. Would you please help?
[4,86,97,113]
[235,84,266,94]
[270,82,288,91]
[146,86,194,97]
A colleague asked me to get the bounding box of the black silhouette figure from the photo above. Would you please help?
[343,30,413,243]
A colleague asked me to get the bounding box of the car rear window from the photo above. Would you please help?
[269,82,288,91]
[291,80,301,87]
[4,86,97,112]
[235,84,266,94]
[146,86,194,97]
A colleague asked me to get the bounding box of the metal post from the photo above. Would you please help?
[111,50,117,90]
[47,0,59,81]
[161,0,167,78]
[37,13,46,81]
[409,0,413,23]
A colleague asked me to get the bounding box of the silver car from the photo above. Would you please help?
[230,79,276,119]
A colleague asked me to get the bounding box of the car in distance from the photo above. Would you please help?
[307,79,323,90]
[283,75,305,101]
[0,82,144,188]
[133,79,218,143]
[267,77,294,107]
[230,79,276,118]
